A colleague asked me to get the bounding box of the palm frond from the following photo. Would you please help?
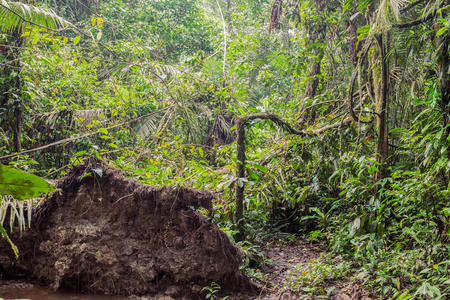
[135,114,160,138]
[0,0,69,32]
[71,109,110,128]
[142,61,181,79]
[374,0,409,33]
[201,57,222,78]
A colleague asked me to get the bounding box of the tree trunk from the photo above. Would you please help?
[298,59,321,126]
[305,60,321,99]
[374,34,388,181]
[0,31,23,153]
[235,117,246,241]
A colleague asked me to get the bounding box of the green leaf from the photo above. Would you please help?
[247,169,260,180]
[32,34,40,44]
[428,285,441,297]
[371,165,380,173]
[253,164,268,173]
[0,165,55,200]
[97,31,102,40]
[98,128,108,134]
[437,27,447,36]
[108,143,118,149]
[199,147,204,157]
[75,150,87,156]
[389,128,407,135]
[73,36,81,45]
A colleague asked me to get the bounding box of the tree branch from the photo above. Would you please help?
[0,107,170,161]
[240,112,354,136]
[241,113,306,136]
[393,11,435,28]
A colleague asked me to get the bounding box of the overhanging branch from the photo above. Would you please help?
[393,11,436,29]
[0,107,171,161]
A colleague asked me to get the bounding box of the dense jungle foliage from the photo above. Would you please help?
[2,0,450,298]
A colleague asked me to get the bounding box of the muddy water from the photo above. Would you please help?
[0,286,128,300]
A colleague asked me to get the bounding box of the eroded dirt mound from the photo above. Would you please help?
[0,157,253,298]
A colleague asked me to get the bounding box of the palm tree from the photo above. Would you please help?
[0,0,69,152]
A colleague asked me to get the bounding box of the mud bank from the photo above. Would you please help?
[0,157,253,298]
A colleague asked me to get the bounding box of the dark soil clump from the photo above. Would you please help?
[0,157,254,298]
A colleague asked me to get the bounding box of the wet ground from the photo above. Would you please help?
[0,284,127,300]
[0,240,375,300]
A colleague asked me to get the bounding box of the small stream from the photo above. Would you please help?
[0,286,128,300]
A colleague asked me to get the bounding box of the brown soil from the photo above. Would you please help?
[0,157,254,299]
[255,242,374,300]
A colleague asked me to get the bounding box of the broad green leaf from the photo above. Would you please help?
[246,169,260,180]
[98,128,108,134]
[0,165,55,200]
[253,164,268,173]
[73,36,81,44]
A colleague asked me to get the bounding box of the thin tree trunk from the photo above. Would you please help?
[235,117,246,241]
[227,0,232,35]
[374,34,388,181]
